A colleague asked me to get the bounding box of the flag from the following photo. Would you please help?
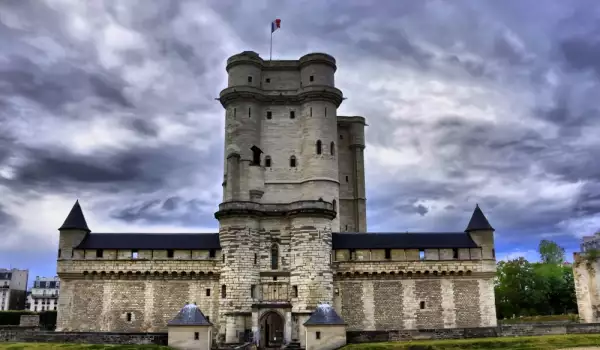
[271,19,281,33]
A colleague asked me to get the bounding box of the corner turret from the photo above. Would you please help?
[57,200,90,261]
[465,204,495,260]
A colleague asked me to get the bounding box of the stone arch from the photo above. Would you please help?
[466,270,472,276]
[260,310,285,348]
[407,272,413,277]
[449,271,455,276]
[441,271,447,276]
[458,271,464,276]
[83,271,89,276]
[91,271,98,276]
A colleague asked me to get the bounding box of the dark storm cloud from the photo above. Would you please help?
[0,205,15,227]
[110,196,217,227]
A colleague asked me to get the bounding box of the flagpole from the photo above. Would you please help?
[270,31,273,61]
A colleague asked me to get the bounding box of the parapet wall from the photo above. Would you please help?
[0,326,167,345]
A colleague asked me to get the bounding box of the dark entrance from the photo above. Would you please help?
[260,311,284,348]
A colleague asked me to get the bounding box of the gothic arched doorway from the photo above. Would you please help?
[260,311,284,348]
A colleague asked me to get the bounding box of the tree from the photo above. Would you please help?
[538,239,565,265]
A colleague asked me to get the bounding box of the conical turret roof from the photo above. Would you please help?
[304,303,346,325]
[168,303,212,326]
[58,200,90,232]
[465,204,494,232]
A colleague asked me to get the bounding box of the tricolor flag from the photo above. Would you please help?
[271,19,281,33]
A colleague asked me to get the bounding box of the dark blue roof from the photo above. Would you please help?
[59,200,90,232]
[168,303,212,326]
[332,232,478,249]
[75,233,220,250]
[465,204,494,232]
[304,304,345,325]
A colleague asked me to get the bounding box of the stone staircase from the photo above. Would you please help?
[283,340,303,350]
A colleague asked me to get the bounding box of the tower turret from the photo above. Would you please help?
[58,200,90,260]
[465,204,495,260]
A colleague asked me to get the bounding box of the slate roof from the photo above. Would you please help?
[75,233,220,250]
[59,200,90,232]
[465,204,494,232]
[332,232,478,249]
[304,303,346,326]
[168,303,212,326]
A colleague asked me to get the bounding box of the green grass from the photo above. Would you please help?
[341,334,600,350]
[0,345,171,350]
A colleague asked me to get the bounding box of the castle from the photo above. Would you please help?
[56,51,498,348]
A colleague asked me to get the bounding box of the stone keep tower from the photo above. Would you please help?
[214,51,350,345]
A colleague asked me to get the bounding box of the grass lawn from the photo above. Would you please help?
[341,334,600,349]
[0,345,171,350]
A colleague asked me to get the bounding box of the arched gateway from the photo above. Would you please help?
[260,311,284,348]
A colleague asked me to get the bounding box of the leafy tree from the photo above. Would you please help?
[538,239,566,265]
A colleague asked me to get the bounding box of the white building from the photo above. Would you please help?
[26,276,60,312]
[0,268,29,310]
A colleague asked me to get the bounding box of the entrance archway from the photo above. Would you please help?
[260,311,284,348]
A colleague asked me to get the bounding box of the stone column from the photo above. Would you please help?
[284,310,292,344]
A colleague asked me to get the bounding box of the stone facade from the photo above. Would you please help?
[573,246,600,323]
[55,51,498,348]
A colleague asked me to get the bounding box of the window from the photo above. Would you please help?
[53,306,56,310]
[330,141,335,155]
[248,107,251,118]
[265,156,272,167]
[419,249,425,260]
[223,253,225,262]
[316,331,321,339]
[254,253,258,265]
[385,249,391,260]
[127,312,132,322]
[209,249,216,258]
[325,107,327,117]
[58,249,61,258]
[273,276,278,281]
[206,289,211,297]
[293,285,298,298]
[316,140,322,154]
[492,249,496,258]
[340,134,343,139]
[310,75,314,82]
[167,249,174,258]
[132,250,138,259]
[251,145,262,166]
[290,111,295,119]
[333,199,337,212]
[266,111,272,119]
[420,301,426,309]
[247,76,252,83]
[452,248,458,260]
[250,285,255,298]
[290,156,296,167]
[96,249,103,258]
[310,107,312,117]
[271,244,279,270]
[233,108,236,118]
[194,332,199,340]
[221,285,226,298]
[345,176,349,182]
[265,78,271,83]
[206,316,210,321]
[350,249,356,260]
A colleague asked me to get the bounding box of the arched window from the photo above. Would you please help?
[265,156,272,167]
[316,140,322,155]
[271,244,279,270]
[290,156,297,167]
[330,141,335,155]
[333,199,337,212]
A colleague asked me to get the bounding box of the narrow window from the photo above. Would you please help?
[206,288,211,296]
[206,316,210,321]
[266,111,272,119]
[419,249,425,260]
[293,285,298,298]
[265,156,271,167]
[420,301,426,309]
[126,312,132,322]
[316,140,322,154]
[325,107,327,117]
[250,146,262,166]
[310,75,314,82]
[247,76,252,83]
[250,285,255,298]
[254,253,258,265]
[330,141,335,155]
[290,111,295,119]
[333,199,337,212]
[271,244,279,270]
[385,249,391,260]
[132,250,138,259]
[290,156,296,167]
[349,249,356,260]
[492,249,496,258]
[209,249,216,258]
[223,253,225,262]
[316,331,321,339]
[345,176,349,182]
[265,78,271,83]
[273,276,278,281]
[167,249,174,258]
[452,248,458,260]
[221,285,226,298]
[248,107,251,118]
[58,249,61,258]
[233,108,236,118]
[310,107,312,117]
[340,134,343,139]
[96,249,103,258]
[194,332,199,340]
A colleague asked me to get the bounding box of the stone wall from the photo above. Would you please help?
[573,253,600,323]
[0,326,167,345]
[346,322,600,343]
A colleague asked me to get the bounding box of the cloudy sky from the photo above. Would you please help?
[1,0,599,284]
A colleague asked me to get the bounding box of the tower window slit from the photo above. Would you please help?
[316,140,322,155]
[330,141,335,155]
[265,156,271,167]
[290,156,297,167]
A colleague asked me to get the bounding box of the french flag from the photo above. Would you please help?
[271,19,281,33]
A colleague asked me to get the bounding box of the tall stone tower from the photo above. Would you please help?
[214,51,355,346]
